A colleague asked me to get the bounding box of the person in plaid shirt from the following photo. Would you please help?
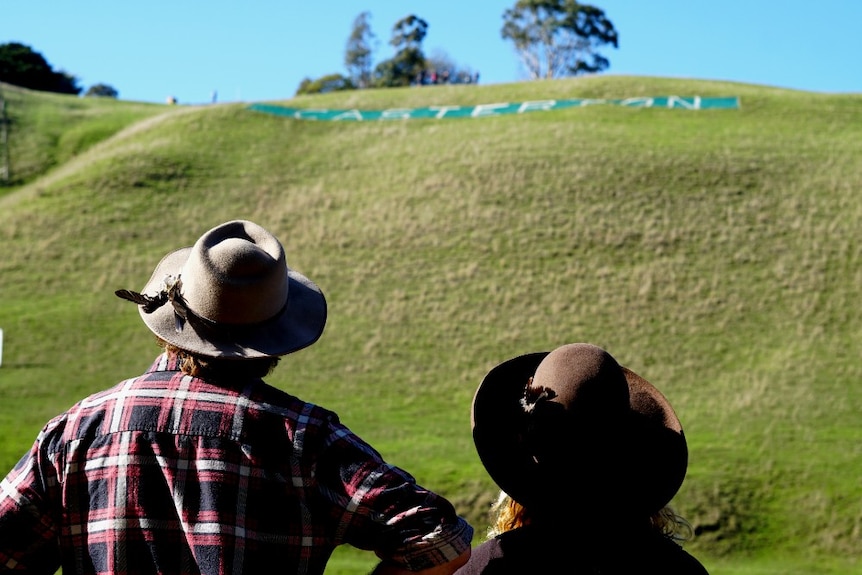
[0,220,473,575]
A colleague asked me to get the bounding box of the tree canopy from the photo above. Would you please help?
[501,0,618,80]
[344,11,377,89]
[0,42,81,95]
[373,14,429,88]
[295,73,355,96]
[85,83,119,98]
[295,11,477,94]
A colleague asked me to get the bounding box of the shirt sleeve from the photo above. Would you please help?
[0,425,63,573]
[315,415,474,572]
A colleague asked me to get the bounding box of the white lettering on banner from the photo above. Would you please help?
[381,109,413,119]
[430,106,463,118]
[332,110,363,121]
[667,96,699,109]
[247,96,739,122]
[621,98,653,107]
[518,100,556,113]
[579,99,609,106]
[472,103,511,117]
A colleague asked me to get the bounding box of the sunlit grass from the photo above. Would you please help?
[1,77,860,574]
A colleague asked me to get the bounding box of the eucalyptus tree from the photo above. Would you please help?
[373,14,429,87]
[345,11,377,89]
[501,0,618,80]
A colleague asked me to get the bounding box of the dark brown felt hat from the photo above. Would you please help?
[471,343,688,516]
[116,220,326,359]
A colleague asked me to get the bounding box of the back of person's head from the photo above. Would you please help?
[158,339,279,382]
[116,219,327,365]
[471,343,688,522]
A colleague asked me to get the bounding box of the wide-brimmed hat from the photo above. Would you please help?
[116,220,326,359]
[471,343,688,517]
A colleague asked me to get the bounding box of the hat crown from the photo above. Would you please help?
[523,345,632,488]
[529,343,631,421]
[127,220,327,359]
[181,223,289,325]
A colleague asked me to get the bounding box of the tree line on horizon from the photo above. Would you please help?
[0,1,618,101]
[298,0,618,95]
[0,42,118,99]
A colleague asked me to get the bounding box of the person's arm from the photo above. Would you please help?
[0,437,63,573]
[315,414,473,573]
[370,548,470,575]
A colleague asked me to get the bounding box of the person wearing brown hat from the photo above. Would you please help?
[0,220,472,575]
[457,343,708,574]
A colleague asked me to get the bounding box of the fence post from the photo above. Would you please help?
[0,95,9,184]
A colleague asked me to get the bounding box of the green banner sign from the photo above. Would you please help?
[249,96,739,121]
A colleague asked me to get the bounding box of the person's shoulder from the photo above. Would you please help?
[455,528,554,575]
[634,535,710,574]
[32,378,130,454]
[457,527,710,575]
[245,381,341,425]
[453,538,502,575]
[667,545,710,574]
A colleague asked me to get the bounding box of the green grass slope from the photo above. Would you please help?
[0,83,166,188]
[0,76,860,574]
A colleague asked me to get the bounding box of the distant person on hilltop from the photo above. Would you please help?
[0,219,472,575]
[457,343,708,574]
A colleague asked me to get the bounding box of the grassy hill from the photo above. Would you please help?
[0,78,860,574]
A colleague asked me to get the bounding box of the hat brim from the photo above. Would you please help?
[138,247,327,358]
[471,351,688,515]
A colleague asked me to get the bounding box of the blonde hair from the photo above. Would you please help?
[487,491,530,538]
[486,491,694,544]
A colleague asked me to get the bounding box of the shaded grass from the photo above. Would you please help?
[1,76,861,574]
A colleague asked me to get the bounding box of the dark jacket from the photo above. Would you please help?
[456,523,709,574]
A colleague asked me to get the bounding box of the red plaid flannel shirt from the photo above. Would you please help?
[0,353,472,574]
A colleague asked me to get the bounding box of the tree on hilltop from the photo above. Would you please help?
[0,42,81,95]
[295,73,355,96]
[345,11,377,89]
[296,11,375,95]
[373,14,428,87]
[294,12,475,94]
[501,0,618,80]
[85,83,119,98]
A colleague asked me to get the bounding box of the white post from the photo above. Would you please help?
[0,328,4,367]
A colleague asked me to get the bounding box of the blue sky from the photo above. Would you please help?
[3,1,861,104]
